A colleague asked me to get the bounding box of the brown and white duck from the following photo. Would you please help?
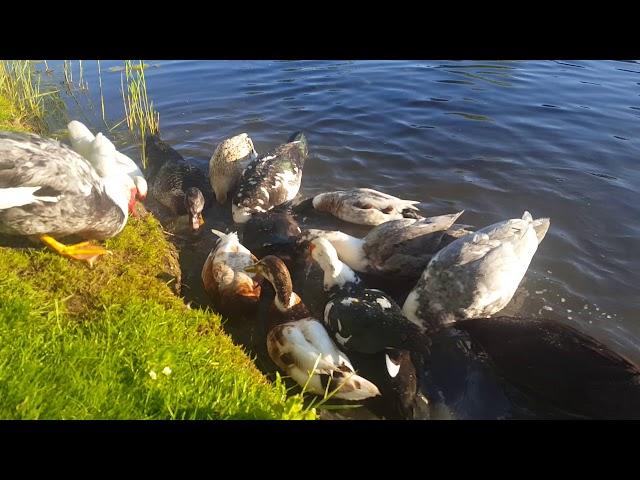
[201,229,261,313]
[244,255,380,401]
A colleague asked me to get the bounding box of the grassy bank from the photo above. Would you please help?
[0,74,314,419]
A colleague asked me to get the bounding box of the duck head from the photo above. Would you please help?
[287,131,308,157]
[245,255,301,312]
[184,187,206,231]
[308,237,360,291]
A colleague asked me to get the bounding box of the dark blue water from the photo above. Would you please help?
[45,60,640,369]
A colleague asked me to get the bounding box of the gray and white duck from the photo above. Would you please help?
[299,211,467,282]
[294,187,424,226]
[145,134,214,231]
[232,132,308,224]
[0,131,136,266]
[244,255,380,401]
[402,211,551,333]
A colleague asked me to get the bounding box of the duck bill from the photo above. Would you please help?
[190,213,205,231]
[244,264,258,274]
[238,283,261,301]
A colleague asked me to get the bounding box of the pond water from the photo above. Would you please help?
[45,60,640,418]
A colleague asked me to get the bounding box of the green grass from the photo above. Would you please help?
[0,212,315,419]
[0,95,30,132]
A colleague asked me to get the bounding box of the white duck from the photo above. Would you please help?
[208,133,257,204]
[299,211,466,281]
[201,229,261,312]
[402,211,550,332]
[0,131,136,266]
[244,255,380,401]
[294,188,423,226]
[68,120,148,200]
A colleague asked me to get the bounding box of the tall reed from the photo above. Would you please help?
[121,60,160,169]
[0,60,59,133]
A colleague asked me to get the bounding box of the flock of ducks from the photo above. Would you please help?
[1,122,639,419]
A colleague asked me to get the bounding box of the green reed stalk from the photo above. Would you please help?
[121,60,160,169]
[97,60,107,127]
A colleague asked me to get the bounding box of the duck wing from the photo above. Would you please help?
[363,212,464,277]
[1,132,99,196]
[324,289,430,354]
[144,134,185,177]
[456,317,640,419]
[0,132,125,239]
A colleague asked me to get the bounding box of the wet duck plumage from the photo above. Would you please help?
[308,237,430,355]
[420,316,640,419]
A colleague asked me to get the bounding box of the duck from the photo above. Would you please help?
[144,134,214,231]
[201,229,261,314]
[0,130,136,266]
[402,211,550,333]
[232,132,308,224]
[67,120,148,201]
[347,349,431,420]
[307,236,431,418]
[294,187,423,226]
[209,133,258,204]
[421,316,640,419]
[240,209,302,262]
[299,211,466,283]
[244,255,380,401]
[452,316,640,419]
[308,236,430,354]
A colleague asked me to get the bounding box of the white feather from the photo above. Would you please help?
[0,187,60,210]
[385,353,401,378]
